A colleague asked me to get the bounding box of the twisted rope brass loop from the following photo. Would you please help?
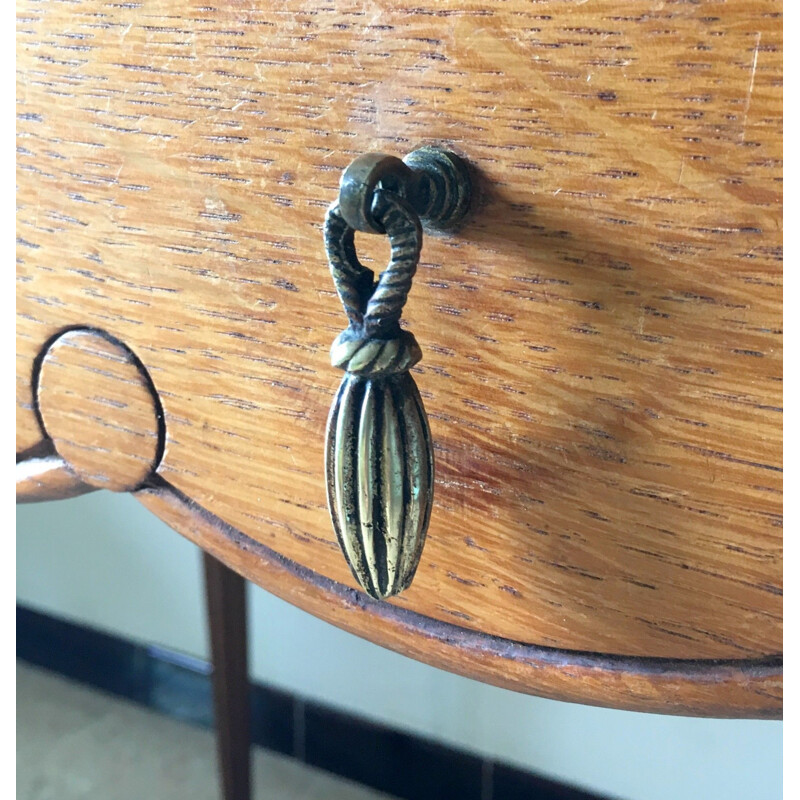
[324,191,423,377]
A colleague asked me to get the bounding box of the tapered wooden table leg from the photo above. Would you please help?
[204,552,251,800]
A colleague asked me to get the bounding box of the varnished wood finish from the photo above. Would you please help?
[17,0,782,713]
[16,451,94,503]
[139,480,781,718]
[34,329,164,492]
[204,553,252,800]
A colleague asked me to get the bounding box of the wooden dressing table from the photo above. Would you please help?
[17,2,782,799]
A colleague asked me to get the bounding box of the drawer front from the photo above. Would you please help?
[17,1,782,715]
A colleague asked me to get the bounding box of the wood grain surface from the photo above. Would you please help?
[16,450,94,503]
[138,478,781,718]
[16,0,782,713]
[35,329,164,491]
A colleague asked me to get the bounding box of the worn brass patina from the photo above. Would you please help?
[323,149,471,599]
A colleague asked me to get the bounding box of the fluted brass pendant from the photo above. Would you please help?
[322,149,471,599]
[325,372,433,599]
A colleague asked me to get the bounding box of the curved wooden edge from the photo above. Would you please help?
[134,477,782,719]
[16,447,96,504]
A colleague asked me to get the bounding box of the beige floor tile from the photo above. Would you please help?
[17,662,396,800]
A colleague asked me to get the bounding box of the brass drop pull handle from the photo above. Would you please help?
[323,148,472,599]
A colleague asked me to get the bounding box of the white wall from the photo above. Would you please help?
[17,492,782,800]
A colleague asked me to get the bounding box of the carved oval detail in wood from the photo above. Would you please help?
[35,329,164,492]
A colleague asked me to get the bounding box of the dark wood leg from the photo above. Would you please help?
[204,552,251,800]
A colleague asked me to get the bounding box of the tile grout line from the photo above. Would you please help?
[293,697,307,763]
[481,758,494,800]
